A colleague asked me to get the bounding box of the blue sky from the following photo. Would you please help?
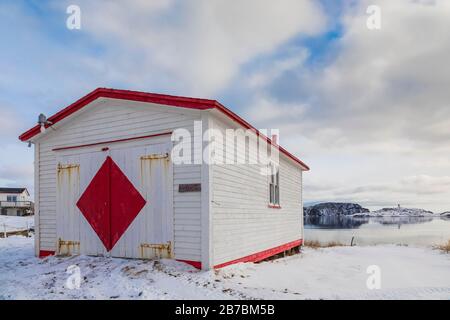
[1,0,450,212]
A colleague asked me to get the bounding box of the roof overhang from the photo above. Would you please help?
[19,88,310,171]
[0,187,29,195]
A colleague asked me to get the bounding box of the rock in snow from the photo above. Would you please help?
[304,203,370,217]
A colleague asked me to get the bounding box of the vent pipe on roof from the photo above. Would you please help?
[38,113,52,133]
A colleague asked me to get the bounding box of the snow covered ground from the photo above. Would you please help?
[0,236,449,300]
[0,215,34,233]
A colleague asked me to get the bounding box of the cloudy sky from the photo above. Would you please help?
[1,0,449,212]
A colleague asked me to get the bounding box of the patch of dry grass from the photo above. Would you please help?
[303,240,346,249]
[434,240,450,254]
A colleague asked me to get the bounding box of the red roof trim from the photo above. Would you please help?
[18,88,216,142]
[19,88,309,170]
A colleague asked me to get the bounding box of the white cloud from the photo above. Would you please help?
[0,163,33,186]
[243,96,308,127]
[0,105,20,140]
[2,0,449,211]
[305,0,450,148]
[66,0,326,95]
[246,48,309,89]
[243,0,450,152]
[239,0,450,211]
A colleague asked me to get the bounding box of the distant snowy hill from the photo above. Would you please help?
[304,203,369,216]
[359,207,437,217]
[304,203,444,217]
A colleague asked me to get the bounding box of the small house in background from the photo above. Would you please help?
[0,188,33,216]
[19,88,309,270]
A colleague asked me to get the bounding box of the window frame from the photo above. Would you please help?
[7,195,17,202]
[268,162,281,208]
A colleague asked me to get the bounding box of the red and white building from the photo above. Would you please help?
[19,88,309,270]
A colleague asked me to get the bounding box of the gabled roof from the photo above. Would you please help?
[19,88,309,171]
[0,187,28,195]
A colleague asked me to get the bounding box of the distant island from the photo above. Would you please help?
[304,202,447,217]
[304,203,369,216]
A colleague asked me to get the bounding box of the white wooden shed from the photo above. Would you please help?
[19,88,309,270]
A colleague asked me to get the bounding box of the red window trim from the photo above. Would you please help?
[268,204,282,209]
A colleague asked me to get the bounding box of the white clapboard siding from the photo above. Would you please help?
[210,115,303,266]
[36,99,202,262]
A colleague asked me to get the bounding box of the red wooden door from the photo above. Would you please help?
[56,140,173,258]
[76,156,147,251]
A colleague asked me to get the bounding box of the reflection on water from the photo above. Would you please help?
[304,216,450,246]
[304,216,434,229]
[305,216,367,229]
[374,216,433,226]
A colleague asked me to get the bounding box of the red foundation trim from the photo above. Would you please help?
[38,250,203,270]
[177,260,202,269]
[39,250,55,258]
[214,239,303,269]
[38,241,302,269]
[52,131,172,151]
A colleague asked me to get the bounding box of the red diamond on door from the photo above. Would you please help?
[76,156,146,251]
[76,157,110,249]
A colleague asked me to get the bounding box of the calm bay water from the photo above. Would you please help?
[304,216,450,246]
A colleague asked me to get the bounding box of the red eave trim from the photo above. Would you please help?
[214,239,303,269]
[19,88,309,171]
